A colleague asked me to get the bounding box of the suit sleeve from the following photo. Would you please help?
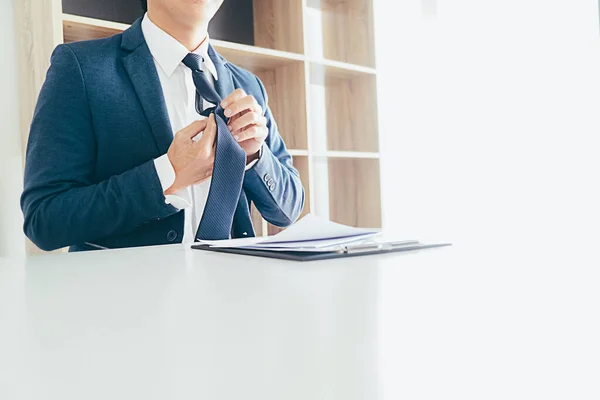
[20,44,179,251]
[242,77,305,227]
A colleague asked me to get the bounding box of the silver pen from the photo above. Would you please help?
[341,240,420,254]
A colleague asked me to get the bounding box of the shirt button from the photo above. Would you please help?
[166,230,178,242]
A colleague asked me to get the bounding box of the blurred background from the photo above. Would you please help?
[376,0,600,249]
[1,0,599,256]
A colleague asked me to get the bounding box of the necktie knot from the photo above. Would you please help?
[182,53,204,72]
[182,52,222,113]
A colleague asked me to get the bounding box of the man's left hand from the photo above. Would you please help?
[221,89,268,162]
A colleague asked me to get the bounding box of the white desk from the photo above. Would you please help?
[0,244,598,400]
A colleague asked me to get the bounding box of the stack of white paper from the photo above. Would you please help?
[198,214,381,252]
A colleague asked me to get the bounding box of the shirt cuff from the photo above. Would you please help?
[153,155,192,210]
[245,146,262,171]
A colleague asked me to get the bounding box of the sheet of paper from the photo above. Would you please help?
[258,214,379,244]
[197,214,380,249]
[198,236,264,248]
[243,234,379,249]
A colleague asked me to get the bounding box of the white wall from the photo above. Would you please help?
[375,0,600,247]
[375,2,600,398]
[0,0,26,257]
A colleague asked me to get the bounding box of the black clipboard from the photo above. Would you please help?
[191,241,452,262]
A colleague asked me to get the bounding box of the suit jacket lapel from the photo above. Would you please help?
[208,44,236,100]
[121,18,173,155]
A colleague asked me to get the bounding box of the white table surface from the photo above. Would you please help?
[0,242,598,400]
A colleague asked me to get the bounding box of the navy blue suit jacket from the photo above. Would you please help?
[21,18,305,252]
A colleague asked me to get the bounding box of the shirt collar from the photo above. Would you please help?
[141,13,218,80]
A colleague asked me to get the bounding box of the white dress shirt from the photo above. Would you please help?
[142,14,255,243]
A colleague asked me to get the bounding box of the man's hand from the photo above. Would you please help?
[221,89,268,161]
[165,114,217,195]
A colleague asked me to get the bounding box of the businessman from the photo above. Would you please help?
[21,0,304,252]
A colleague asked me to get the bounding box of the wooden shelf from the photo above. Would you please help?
[294,156,311,220]
[250,203,264,237]
[314,151,380,159]
[253,0,304,54]
[62,14,128,43]
[255,61,308,150]
[62,14,305,68]
[309,59,376,80]
[309,63,379,153]
[61,14,377,78]
[288,149,310,156]
[307,0,376,68]
[63,0,302,52]
[212,41,305,71]
[328,158,381,228]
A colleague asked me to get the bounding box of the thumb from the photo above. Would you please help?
[199,113,217,148]
[176,119,208,141]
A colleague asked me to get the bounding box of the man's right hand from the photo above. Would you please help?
[165,114,217,195]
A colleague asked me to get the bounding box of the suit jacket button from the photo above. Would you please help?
[167,230,178,242]
[264,173,271,183]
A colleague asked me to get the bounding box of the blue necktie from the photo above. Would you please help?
[182,53,247,241]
